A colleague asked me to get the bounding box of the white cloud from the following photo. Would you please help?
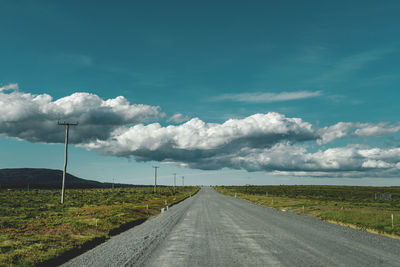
[0,83,19,92]
[213,90,321,103]
[2,84,400,178]
[202,144,400,177]
[83,111,400,177]
[167,113,190,123]
[0,85,161,143]
[317,122,354,145]
[84,112,316,156]
[317,122,400,144]
[354,123,400,137]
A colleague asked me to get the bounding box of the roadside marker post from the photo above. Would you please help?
[392,214,394,229]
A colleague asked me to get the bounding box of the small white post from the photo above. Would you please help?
[161,208,165,213]
[96,219,98,227]
[235,193,237,198]
[392,214,394,229]
[302,205,305,213]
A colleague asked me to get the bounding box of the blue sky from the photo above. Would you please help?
[1,1,400,186]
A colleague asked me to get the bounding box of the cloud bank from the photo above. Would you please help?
[0,86,162,143]
[83,112,400,178]
[1,85,399,178]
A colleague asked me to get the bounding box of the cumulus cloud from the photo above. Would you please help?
[83,112,315,156]
[213,90,321,103]
[82,110,400,177]
[240,143,400,177]
[2,84,400,178]
[166,113,190,123]
[354,123,400,137]
[0,83,19,91]
[317,122,400,144]
[0,85,162,143]
[317,122,354,145]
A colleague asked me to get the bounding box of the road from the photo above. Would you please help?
[64,187,400,266]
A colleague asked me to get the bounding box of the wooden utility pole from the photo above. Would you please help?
[182,176,184,186]
[58,121,78,204]
[153,166,159,193]
[173,173,176,191]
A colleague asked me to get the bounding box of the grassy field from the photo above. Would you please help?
[215,185,400,237]
[0,186,199,266]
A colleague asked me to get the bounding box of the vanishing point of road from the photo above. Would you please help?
[64,187,400,266]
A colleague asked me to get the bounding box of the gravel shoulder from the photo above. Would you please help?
[63,187,400,266]
[62,193,197,267]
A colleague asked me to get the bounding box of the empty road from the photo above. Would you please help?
[64,187,400,266]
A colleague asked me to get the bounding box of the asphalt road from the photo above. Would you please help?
[64,187,400,266]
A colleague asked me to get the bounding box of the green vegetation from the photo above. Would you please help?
[216,185,400,237]
[0,186,199,266]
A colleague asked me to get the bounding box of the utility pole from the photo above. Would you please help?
[58,121,78,204]
[182,176,184,186]
[153,166,159,193]
[173,173,176,194]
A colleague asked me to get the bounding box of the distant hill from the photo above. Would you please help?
[0,168,136,189]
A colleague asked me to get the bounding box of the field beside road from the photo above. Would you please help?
[62,187,400,266]
[216,185,400,237]
[0,186,199,266]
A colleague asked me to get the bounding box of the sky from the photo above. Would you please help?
[1,0,400,186]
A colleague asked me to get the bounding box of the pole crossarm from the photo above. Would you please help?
[58,121,79,126]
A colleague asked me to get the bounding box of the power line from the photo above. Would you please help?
[57,121,78,204]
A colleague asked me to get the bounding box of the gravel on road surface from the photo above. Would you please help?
[64,187,400,267]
